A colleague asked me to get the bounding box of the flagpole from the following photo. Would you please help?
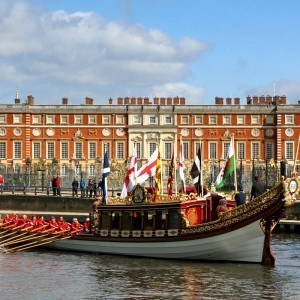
[174,134,178,196]
[293,133,300,174]
[200,139,203,197]
[232,135,238,193]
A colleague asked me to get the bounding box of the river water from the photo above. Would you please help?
[0,234,299,300]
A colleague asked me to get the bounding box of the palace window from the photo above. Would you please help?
[89,142,96,159]
[61,165,68,176]
[285,142,294,160]
[209,116,217,125]
[266,142,274,160]
[74,115,82,124]
[265,116,274,125]
[183,143,189,159]
[237,143,245,160]
[149,116,157,124]
[103,143,110,159]
[88,115,96,124]
[164,142,172,159]
[46,115,55,124]
[32,115,41,124]
[223,142,230,159]
[237,116,245,125]
[251,142,259,160]
[0,115,6,123]
[209,142,217,159]
[14,142,22,159]
[75,142,83,159]
[0,128,5,136]
[251,115,259,124]
[195,116,203,124]
[165,116,172,124]
[181,116,189,124]
[116,116,124,124]
[223,116,231,125]
[89,165,96,177]
[60,115,69,124]
[133,115,141,124]
[149,143,156,156]
[117,142,124,159]
[135,142,141,159]
[47,142,55,159]
[102,115,110,124]
[33,143,41,159]
[285,115,294,125]
[61,142,69,159]
[13,114,22,124]
[0,142,5,159]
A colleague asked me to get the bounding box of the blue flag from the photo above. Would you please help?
[102,151,110,203]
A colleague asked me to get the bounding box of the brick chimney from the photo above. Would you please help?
[215,97,224,105]
[246,96,252,105]
[86,97,94,105]
[253,96,259,105]
[62,97,68,105]
[226,97,232,105]
[153,97,159,105]
[144,97,150,105]
[108,97,113,105]
[173,97,179,105]
[280,96,287,104]
[234,97,240,105]
[180,97,186,105]
[27,95,34,105]
[117,97,123,105]
[259,96,266,104]
[266,95,272,104]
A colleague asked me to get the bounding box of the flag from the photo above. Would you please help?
[136,148,158,185]
[154,147,162,198]
[179,137,186,192]
[167,149,174,195]
[102,151,110,203]
[190,144,202,195]
[215,137,235,189]
[120,147,138,198]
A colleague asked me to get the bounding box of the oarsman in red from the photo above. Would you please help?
[71,218,83,234]
[57,216,65,227]
[30,216,40,229]
[18,215,32,229]
[4,214,12,224]
[38,216,48,227]
[12,214,20,225]
[47,216,59,232]
[58,220,70,232]
[83,218,92,233]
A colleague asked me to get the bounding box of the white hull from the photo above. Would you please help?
[47,220,265,263]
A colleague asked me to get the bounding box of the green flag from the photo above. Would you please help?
[215,138,235,189]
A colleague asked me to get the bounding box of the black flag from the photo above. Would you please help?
[190,144,202,195]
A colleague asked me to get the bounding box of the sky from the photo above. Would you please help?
[1,0,300,106]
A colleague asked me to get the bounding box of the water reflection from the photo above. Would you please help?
[0,234,299,299]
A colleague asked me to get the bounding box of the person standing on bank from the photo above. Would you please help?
[235,185,246,206]
[250,176,266,200]
[72,178,79,197]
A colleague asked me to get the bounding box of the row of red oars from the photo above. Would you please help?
[4,229,79,253]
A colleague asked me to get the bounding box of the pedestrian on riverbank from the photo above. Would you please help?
[80,179,86,197]
[72,178,79,197]
[0,174,4,192]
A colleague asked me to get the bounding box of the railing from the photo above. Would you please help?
[0,185,121,198]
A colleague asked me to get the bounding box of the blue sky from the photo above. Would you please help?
[1,0,300,105]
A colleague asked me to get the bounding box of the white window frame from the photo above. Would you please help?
[265,142,274,160]
[165,116,172,124]
[195,115,203,124]
[0,115,6,123]
[209,115,217,125]
[74,115,82,124]
[60,115,69,124]
[47,142,55,159]
[181,116,189,124]
[102,115,110,124]
[46,115,55,124]
[32,115,41,124]
[251,115,259,125]
[237,142,245,160]
[251,142,259,160]
[116,142,124,159]
[89,142,96,159]
[13,114,22,124]
[61,142,69,159]
[14,141,22,159]
[133,115,141,124]
[116,116,124,124]
[88,115,96,124]
[149,116,157,124]
[223,116,231,125]
[237,115,245,125]
[285,141,294,160]
[285,115,294,125]
[33,142,41,159]
[209,142,217,159]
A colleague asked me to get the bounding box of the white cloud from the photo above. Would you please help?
[151,82,206,105]
[0,1,208,104]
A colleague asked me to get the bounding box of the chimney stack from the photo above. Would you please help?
[27,95,34,105]
[86,97,94,105]
[62,97,68,105]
